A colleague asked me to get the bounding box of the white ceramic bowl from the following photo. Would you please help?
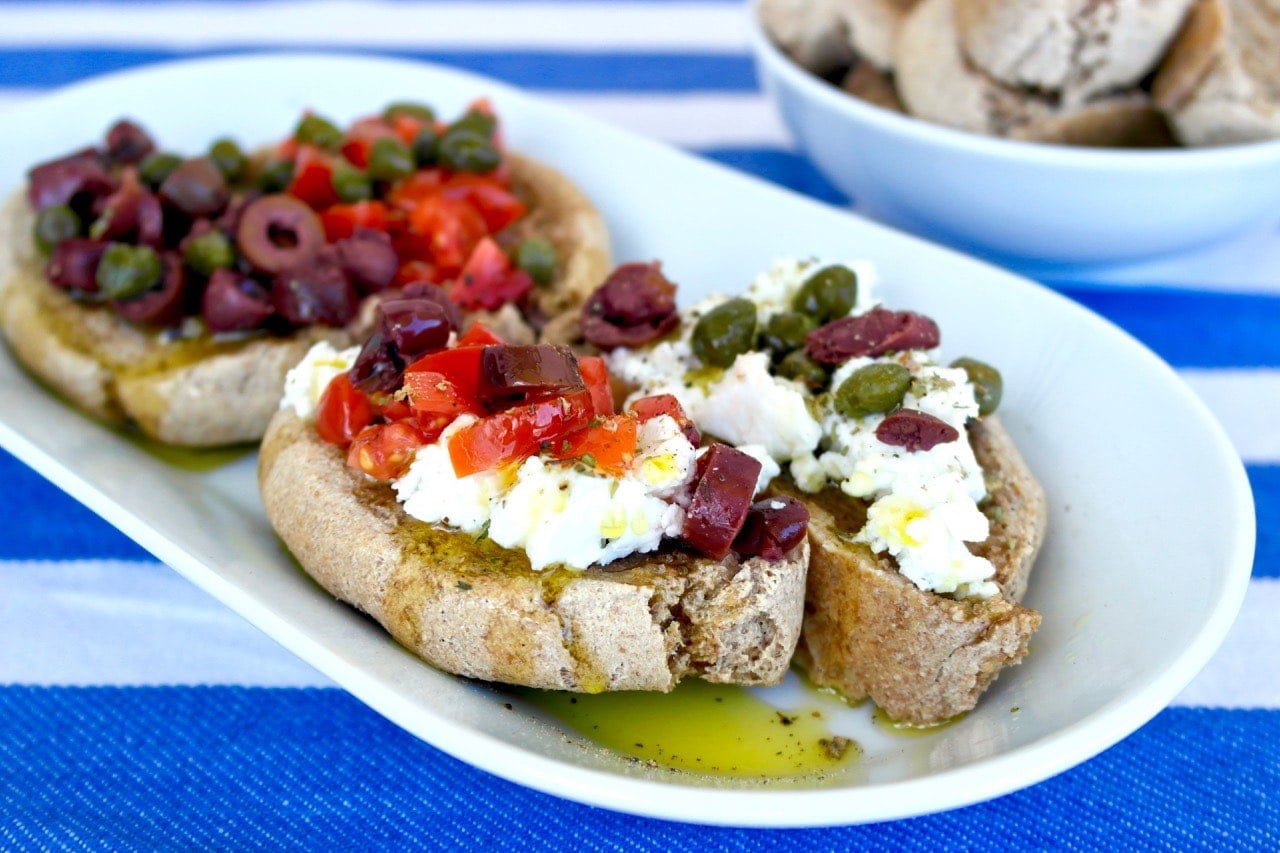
[746,4,1280,270]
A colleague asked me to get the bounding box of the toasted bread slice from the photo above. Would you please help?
[778,415,1046,725]
[258,408,808,692]
[0,152,611,447]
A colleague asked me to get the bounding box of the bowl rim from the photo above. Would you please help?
[744,0,1280,171]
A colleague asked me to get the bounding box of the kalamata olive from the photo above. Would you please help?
[379,297,453,362]
[114,252,187,327]
[478,344,583,404]
[804,308,940,366]
[734,496,810,561]
[271,254,358,327]
[46,238,106,293]
[215,190,258,236]
[350,328,402,394]
[27,149,115,212]
[691,297,757,369]
[875,409,959,452]
[682,443,762,561]
[135,190,164,248]
[331,229,398,293]
[951,357,1003,416]
[160,157,229,218]
[400,281,463,331]
[32,205,82,254]
[202,268,273,333]
[105,120,155,165]
[236,194,326,275]
[580,262,680,351]
[833,362,912,419]
[89,168,146,242]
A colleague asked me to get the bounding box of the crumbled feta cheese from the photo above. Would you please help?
[281,342,360,418]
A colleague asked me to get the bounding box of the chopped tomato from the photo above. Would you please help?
[448,389,593,477]
[390,114,427,147]
[407,194,488,273]
[341,116,398,169]
[549,414,637,475]
[456,322,505,347]
[320,200,391,241]
[440,174,526,232]
[315,373,374,447]
[403,370,483,419]
[628,393,700,446]
[287,145,339,210]
[577,356,614,416]
[447,236,534,311]
[387,168,446,208]
[347,421,431,481]
[392,259,443,287]
[403,345,487,399]
[374,395,413,423]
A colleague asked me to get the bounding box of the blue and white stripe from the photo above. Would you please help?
[0,0,1277,847]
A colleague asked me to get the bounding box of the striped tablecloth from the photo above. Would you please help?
[1,1,1277,848]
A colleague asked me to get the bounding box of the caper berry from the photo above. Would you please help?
[208,137,247,183]
[951,357,1003,416]
[513,237,557,286]
[776,350,828,392]
[330,165,373,202]
[450,110,497,139]
[32,205,81,254]
[411,127,439,166]
[293,113,343,150]
[691,298,757,369]
[183,231,235,275]
[257,158,295,192]
[368,137,415,182]
[96,243,162,300]
[138,152,182,188]
[834,362,911,418]
[437,128,501,173]
[761,310,816,356]
[792,265,858,322]
[383,101,436,123]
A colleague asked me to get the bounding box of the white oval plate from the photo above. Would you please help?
[0,54,1255,827]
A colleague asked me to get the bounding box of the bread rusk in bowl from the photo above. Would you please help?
[604,257,1046,725]
[260,265,810,692]
[0,104,610,448]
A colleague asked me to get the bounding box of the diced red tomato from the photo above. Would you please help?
[576,356,614,416]
[347,420,432,481]
[387,168,446,208]
[403,370,483,419]
[315,373,374,447]
[448,389,593,477]
[628,393,700,446]
[287,145,339,210]
[374,395,413,423]
[407,194,488,273]
[403,345,487,400]
[320,200,392,241]
[447,236,534,311]
[392,259,443,288]
[439,174,526,233]
[456,322,505,347]
[549,414,637,475]
[390,114,427,147]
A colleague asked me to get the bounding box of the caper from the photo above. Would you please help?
[691,298,757,369]
[450,110,497,139]
[776,350,828,392]
[330,165,373,202]
[437,128,501,173]
[368,137,415,182]
[293,113,343,150]
[834,362,911,418]
[761,310,816,356]
[207,138,247,183]
[383,101,435,123]
[952,357,1003,416]
[183,231,235,275]
[513,237,557,286]
[792,265,858,322]
[257,158,295,192]
[96,243,162,300]
[411,126,439,166]
[138,152,182,188]
[32,205,81,254]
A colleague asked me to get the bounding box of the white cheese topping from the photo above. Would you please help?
[280,342,360,418]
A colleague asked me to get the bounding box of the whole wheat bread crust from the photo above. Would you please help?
[258,408,808,692]
[0,151,612,446]
[781,415,1047,725]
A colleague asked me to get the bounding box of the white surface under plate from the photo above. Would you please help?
[0,54,1255,827]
